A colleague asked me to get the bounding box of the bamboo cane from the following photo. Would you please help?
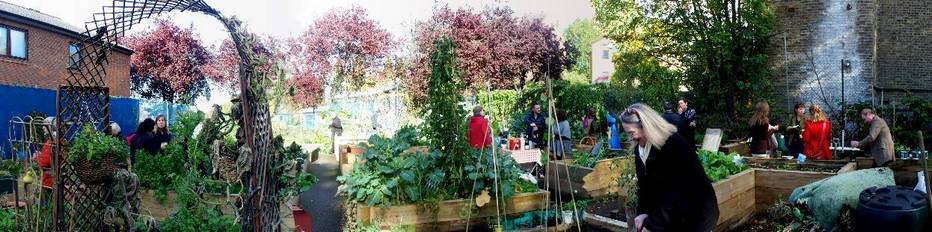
[917,131,931,212]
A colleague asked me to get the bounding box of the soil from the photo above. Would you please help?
[584,199,626,222]
[733,213,788,232]
[747,162,843,173]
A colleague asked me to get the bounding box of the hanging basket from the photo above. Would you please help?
[72,153,118,185]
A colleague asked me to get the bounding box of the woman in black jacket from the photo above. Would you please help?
[619,103,718,232]
[129,118,160,166]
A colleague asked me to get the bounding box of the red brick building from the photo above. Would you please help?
[0,0,132,96]
[0,1,139,155]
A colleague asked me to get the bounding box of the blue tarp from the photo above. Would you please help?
[0,84,139,158]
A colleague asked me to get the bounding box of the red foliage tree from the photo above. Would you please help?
[290,6,395,107]
[210,33,284,91]
[406,6,565,105]
[124,20,213,103]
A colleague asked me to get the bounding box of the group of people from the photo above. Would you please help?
[747,101,895,167]
[466,102,621,160]
[126,115,173,166]
[618,101,895,232]
[659,98,699,146]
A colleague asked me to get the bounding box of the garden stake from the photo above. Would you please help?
[918,131,931,212]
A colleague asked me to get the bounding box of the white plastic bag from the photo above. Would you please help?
[916,171,927,194]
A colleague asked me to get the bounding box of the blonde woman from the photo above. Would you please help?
[803,104,832,160]
[620,103,718,232]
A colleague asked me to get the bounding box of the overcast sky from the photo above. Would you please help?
[5,0,595,47]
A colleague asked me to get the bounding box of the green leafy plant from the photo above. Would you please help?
[464,148,530,201]
[423,38,470,193]
[698,150,747,182]
[135,149,186,202]
[0,159,23,177]
[338,131,446,207]
[561,199,589,212]
[267,135,319,206]
[68,126,129,165]
[0,208,21,232]
[156,173,239,231]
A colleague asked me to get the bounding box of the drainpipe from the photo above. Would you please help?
[784,32,790,111]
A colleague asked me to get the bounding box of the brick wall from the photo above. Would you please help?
[769,0,932,111]
[0,18,131,97]
[875,0,932,103]
[767,0,876,113]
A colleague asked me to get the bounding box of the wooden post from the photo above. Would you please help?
[917,131,931,212]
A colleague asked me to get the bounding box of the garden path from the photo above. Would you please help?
[299,156,344,231]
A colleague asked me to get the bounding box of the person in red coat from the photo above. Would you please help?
[803,104,832,160]
[467,106,492,148]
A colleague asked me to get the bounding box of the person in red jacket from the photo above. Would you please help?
[467,106,492,148]
[803,104,832,160]
[33,117,57,206]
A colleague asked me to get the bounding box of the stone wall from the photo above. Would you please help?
[768,0,931,112]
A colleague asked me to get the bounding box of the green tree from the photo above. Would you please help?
[594,0,774,135]
[593,0,680,109]
[563,19,601,77]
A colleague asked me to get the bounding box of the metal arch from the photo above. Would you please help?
[55,0,278,231]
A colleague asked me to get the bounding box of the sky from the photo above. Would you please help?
[4,0,595,110]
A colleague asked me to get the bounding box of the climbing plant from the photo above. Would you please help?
[423,38,470,193]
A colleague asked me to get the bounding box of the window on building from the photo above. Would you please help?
[68,43,81,69]
[0,25,27,59]
[602,50,609,59]
[0,28,7,55]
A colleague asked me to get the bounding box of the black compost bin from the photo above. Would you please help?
[856,185,928,232]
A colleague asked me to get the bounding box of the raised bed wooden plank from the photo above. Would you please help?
[139,190,236,219]
[546,157,630,199]
[720,141,749,156]
[710,169,755,231]
[357,191,550,228]
[584,213,628,232]
[751,162,856,214]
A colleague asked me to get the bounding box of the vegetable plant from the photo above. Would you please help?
[697,150,747,182]
[153,173,239,231]
[338,132,445,207]
[273,136,319,200]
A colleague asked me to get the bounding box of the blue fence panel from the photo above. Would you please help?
[0,85,139,158]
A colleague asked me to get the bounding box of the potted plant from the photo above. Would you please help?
[68,126,129,185]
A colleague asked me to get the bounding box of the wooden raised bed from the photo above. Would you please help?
[139,190,237,219]
[545,157,632,199]
[711,169,756,231]
[339,145,366,175]
[356,191,550,230]
[720,141,749,156]
[585,161,857,232]
[582,169,756,232]
[744,158,856,211]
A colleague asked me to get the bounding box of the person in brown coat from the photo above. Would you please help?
[850,108,895,167]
